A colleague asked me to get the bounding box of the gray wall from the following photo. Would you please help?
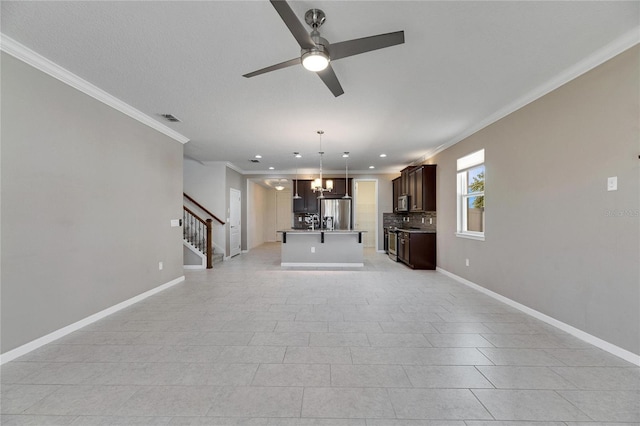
[183,246,203,266]
[1,53,184,353]
[183,159,227,256]
[430,46,639,355]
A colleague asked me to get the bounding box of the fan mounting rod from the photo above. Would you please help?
[305,9,326,29]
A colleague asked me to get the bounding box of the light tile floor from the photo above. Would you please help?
[2,242,639,425]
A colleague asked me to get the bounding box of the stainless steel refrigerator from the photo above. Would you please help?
[320,198,352,230]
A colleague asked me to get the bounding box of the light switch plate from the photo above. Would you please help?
[170,219,180,227]
[607,176,617,191]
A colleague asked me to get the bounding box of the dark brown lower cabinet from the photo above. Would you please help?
[397,231,436,270]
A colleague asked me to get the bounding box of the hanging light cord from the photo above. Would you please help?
[294,152,299,197]
[318,130,324,188]
[345,155,349,197]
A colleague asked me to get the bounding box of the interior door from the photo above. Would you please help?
[354,180,377,248]
[275,190,292,242]
[229,188,241,257]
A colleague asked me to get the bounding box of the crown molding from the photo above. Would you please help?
[421,27,640,162]
[225,162,245,174]
[0,34,190,145]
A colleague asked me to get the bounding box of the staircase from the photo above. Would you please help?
[183,193,225,269]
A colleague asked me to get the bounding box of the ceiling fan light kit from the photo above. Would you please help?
[243,0,404,97]
[302,49,329,72]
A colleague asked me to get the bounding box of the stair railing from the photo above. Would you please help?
[183,193,225,225]
[183,207,213,268]
[183,193,225,269]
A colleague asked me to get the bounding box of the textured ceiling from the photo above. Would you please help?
[2,1,638,175]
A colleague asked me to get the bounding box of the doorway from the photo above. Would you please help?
[229,188,241,257]
[275,190,292,242]
[354,180,377,248]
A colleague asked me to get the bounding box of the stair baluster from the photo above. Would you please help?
[183,205,214,269]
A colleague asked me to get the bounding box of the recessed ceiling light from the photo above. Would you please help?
[255,154,262,159]
[369,166,375,169]
[269,166,275,170]
[379,153,387,158]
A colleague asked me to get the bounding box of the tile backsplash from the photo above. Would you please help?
[383,211,437,231]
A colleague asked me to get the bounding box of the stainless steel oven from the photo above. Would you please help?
[388,229,398,261]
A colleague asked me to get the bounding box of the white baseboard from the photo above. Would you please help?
[183,265,205,270]
[436,267,640,366]
[0,275,185,365]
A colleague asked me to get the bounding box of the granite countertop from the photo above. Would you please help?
[388,227,436,234]
[278,229,367,234]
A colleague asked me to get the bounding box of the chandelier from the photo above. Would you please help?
[311,130,333,198]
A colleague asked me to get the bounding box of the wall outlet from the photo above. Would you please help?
[158,261,163,270]
[311,247,315,253]
[170,219,180,227]
[607,176,617,191]
[465,258,469,267]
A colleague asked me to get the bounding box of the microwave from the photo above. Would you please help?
[397,194,409,212]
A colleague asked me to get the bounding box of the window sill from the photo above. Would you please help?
[455,232,485,241]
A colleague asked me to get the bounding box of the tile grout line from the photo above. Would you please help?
[468,387,497,421]
[552,388,598,421]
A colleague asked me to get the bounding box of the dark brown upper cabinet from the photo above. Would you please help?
[409,165,436,212]
[400,166,413,195]
[326,178,352,198]
[292,180,318,213]
[392,177,402,213]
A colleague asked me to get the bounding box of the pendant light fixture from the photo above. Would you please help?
[293,152,302,200]
[342,152,351,199]
[311,130,333,198]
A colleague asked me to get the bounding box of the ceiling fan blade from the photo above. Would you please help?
[330,31,405,61]
[317,65,344,97]
[270,0,316,50]
[243,58,301,78]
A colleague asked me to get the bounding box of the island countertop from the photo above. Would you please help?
[277,229,367,234]
[277,229,366,267]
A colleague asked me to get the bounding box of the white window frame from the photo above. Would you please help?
[456,149,485,241]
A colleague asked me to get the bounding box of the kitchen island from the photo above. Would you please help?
[277,229,366,267]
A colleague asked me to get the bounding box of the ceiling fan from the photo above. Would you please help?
[243,0,405,97]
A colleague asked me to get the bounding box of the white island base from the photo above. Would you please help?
[279,230,365,267]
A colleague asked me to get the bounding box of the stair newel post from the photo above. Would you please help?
[206,218,213,269]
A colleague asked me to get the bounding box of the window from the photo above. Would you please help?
[456,149,485,240]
